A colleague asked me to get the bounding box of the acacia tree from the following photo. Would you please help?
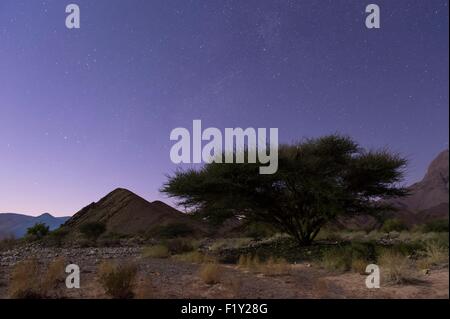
[162,135,408,245]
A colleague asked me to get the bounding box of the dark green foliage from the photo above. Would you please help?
[381,218,409,233]
[26,223,50,240]
[79,222,106,240]
[165,238,195,254]
[44,228,69,247]
[150,223,195,239]
[162,135,408,245]
[422,219,449,233]
[244,221,277,240]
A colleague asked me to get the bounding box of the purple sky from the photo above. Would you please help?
[0,0,448,216]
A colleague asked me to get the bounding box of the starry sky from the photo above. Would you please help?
[0,0,448,216]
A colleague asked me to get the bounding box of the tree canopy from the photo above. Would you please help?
[162,135,408,245]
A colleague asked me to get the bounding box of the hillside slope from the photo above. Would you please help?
[61,188,207,237]
[389,150,449,224]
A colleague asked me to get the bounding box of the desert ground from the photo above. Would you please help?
[0,236,448,299]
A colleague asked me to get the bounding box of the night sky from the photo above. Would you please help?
[0,0,448,216]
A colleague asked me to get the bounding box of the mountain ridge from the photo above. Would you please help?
[0,212,70,239]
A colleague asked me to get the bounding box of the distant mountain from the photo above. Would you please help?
[389,150,449,224]
[61,188,207,238]
[0,213,70,239]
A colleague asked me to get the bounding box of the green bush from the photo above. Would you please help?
[321,246,352,272]
[79,222,106,240]
[381,218,408,233]
[150,223,195,239]
[244,222,277,240]
[422,219,449,233]
[44,228,68,247]
[26,223,50,240]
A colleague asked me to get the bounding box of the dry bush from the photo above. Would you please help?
[379,250,419,285]
[42,257,67,293]
[351,258,368,275]
[199,263,221,285]
[98,261,138,299]
[9,257,68,299]
[9,258,43,299]
[210,238,253,251]
[237,254,290,276]
[237,254,256,269]
[237,254,248,268]
[142,245,170,258]
[259,257,291,276]
[321,249,351,272]
[166,238,195,254]
[172,251,214,264]
[417,241,449,269]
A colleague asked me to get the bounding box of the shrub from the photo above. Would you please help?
[351,259,368,274]
[0,236,17,251]
[172,251,213,264]
[42,257,67,294]
[79,222,106,240]
[422,219,449,233]
[199,263,221,285]
[259,257,291,276]
[165,238,195,254]
[151,223,195,239]
[98,262,138,299]
[381,218,408,233]
[378,249,418,285]
[26,223,50,240]
[244,222,277,240]
[9,257,67,299]
[142,245,170,258]
[321,247,352,272]
[210,238,253,251]
[44,229,68,247]
[9,258,43,298]
[417,241,449,269]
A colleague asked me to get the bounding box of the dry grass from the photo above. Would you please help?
[172,251,214,264]
[199,263,221,285]
[321,249,351,273]
[351,258,368,275]
[42,257,67,293]
[142,245,170,258]
[417,242,449,269]
[378,250,419,285]
[9,258,44,298]
[98,261,138,299]
[210,238,253,251]
[259,257,291,276]
[9,257,68,299]
[237,254,291,276]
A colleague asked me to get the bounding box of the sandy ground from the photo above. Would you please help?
[0,249,448,299]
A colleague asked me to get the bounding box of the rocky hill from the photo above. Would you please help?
[61,188,207,238]
[389,150,449,224]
